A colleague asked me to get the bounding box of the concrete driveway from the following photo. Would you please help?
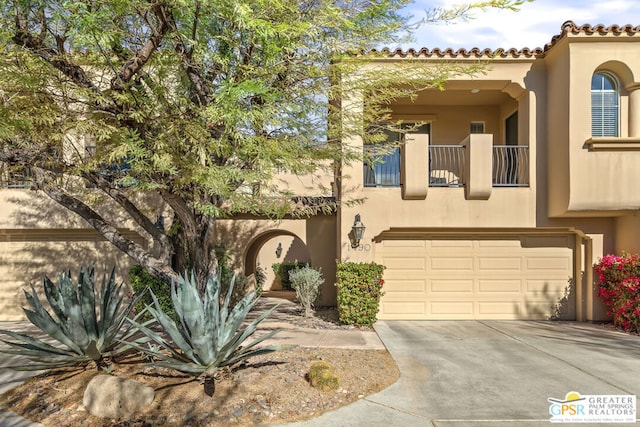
[283,321,640,426]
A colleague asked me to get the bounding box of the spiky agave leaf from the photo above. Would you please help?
[128,270,288,384]
[0,267,147,371]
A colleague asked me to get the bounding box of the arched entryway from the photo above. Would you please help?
[244,230,311,291]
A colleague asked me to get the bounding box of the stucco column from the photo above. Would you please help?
[627,83,640,137]
[464,134,493,200]
[401,133,429,200]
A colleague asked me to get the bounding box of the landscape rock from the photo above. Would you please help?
[83,374,155,419]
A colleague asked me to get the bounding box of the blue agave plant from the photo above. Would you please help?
[0,267,146,370]
[128,270,286,395]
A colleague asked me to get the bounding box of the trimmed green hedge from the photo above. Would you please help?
[336,262,385,326]
[272,261,307,290]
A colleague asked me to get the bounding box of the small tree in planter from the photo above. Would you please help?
[336,262,385,327]
[289,265,324,317]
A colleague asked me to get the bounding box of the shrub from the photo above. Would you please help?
[130,265,176,322]
[289,266,324,317]
[272,261,307,290]
[255,265,267,291]
[307,361,339,391]
[131,246,253,315]
[127,271,285,396]
[0,267,146,370]
[594,253,640,333]
[336,262,385,327]
[215,245,255,307]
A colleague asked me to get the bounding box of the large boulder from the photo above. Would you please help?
[83,374,155,419]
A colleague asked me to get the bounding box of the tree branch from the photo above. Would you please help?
[85,173,174,265]
[111,3,172,90]
[12,10,99,92]
[33,170,177,285]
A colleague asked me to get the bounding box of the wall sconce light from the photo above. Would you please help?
[275,242,283,258]
[350,214,366,248]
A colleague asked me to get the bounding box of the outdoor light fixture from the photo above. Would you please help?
[350,214,366,248]
[275,242,283,258]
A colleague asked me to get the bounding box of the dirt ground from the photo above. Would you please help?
[0,297,400,426]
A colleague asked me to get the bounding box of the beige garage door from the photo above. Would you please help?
[375,235,575,320]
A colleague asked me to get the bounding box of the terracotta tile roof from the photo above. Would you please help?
[370,21,640,59]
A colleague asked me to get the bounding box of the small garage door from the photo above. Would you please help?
[375,235,575,320]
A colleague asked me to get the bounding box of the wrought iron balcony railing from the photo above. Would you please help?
[429,145,466,187]
[492,146,529,187]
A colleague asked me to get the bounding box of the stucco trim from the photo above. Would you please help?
[584,137,640,151]
[372,227,588,242]
[0,228,144,243]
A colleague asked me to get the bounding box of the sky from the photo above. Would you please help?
[398,0,640,50]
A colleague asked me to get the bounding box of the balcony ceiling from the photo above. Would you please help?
[417,89,512,105]
[391,80,521,106]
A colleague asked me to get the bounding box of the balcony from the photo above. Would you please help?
[363,134,530,199]
[427,144,529,188]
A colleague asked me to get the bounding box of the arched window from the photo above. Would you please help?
[591,72,619,137]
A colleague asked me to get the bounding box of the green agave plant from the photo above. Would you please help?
[128,271,285,395]
[0,267,146,370]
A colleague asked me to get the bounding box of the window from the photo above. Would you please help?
[0,162,33,188]
[363,124,430,188]
[364,129,401,187]
[470,122,485,134]
[591,72,619,137]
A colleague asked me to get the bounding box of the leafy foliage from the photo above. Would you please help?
[127,271,284,392]
[594,254,640,332]
[0,0,527,288]
[336,262,385,326]
[272,261,307,290]
[130,265,177,322]
[255,265,267,291]
[289,265,324,317]
[0,267,144,370]
[214,245,255,306]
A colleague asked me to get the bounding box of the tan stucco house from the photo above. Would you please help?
[2,21,639,322]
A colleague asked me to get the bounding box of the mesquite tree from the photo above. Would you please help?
[0,0,525,289]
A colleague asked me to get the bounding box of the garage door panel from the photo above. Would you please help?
[431,240,474,248]
[430,279,474,293]
[477,240,523,248]
[477,302,523,317]
[376,236,574,320]
[385,279,426,293]
[381,301,426,317]
[382,257,426,271]
[526,257,571,271]
[430,301,474,316]
[381,240,425,248]
[431,257,474,270]
[478,257,522,270]
[525,279,570,294]
[478,279,522,293]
